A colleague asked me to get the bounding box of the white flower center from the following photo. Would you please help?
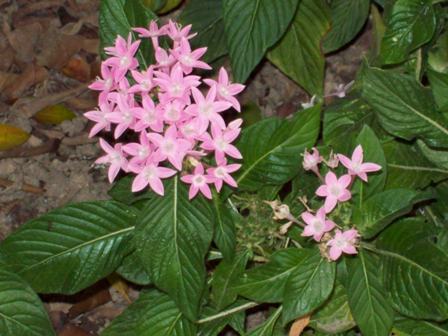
[200,103,213,117]
[120,56,130,68]
[193,175,205,186]
[219,85,229,97]
[165,106,180,121]
[215,138,228,151]
[123,111,132,123]
[144,166,156,180]
[162,140,175,154]
[170,83,183,96]
[181,55,194,66]
[215,167,226,179]
[312,219,323,232]
[329,185,341,197]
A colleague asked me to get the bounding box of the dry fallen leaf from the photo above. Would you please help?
[2,64,48,101]
[289,314,310,336]
[62,55,91,82]
[0,124,30,151]
[107,274,132,304]
[34,104,76,125]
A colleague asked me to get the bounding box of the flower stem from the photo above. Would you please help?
[196,301,260,324]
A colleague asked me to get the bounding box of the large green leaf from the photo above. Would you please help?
[236,105,320,191]
[310,282,355,334]
[283,248,335,324]
[0,267,55,336]
[179,0,227,63]
[108,176,153,205]
[383,140,448,189]
[376,218,448,320]
[211,251,250,310]
[417,140,448,170]
[223,0,300,82]
[234,249,305,303]
[323,97,379,154]
[362,67,448,148]
[99,0,157,67]
[102,289,196,336]
[345,249,394,336]
[428,68,448,109]
[247,307,283,336]
[353,189,425,239]
[116,249,151,286]
[212,196,237,261]
[380,0,436,64]
[0,201,136,294]
[393,317,448,335]
[267,0,330,95]
[134,177,213,320]
[352,125,387,205]
[198,301,246,336]
[323,0,370,53]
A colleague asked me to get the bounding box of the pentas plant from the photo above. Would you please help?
[85,20,244,199]
[268,145,381,261]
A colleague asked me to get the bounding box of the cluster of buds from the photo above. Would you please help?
[270,145,381,261]
[85,20,245,199]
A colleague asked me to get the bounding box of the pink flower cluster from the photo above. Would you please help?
[301,145,381,260]
[85,20,245,199]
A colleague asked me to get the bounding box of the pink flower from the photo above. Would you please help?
[95,139,128,183]
[204,67,245,112]
[84,101,113,137]
[133,21,164,48]
[301,208,336,242]
[200,123,242,161]
[207,157,241,191]
[327,229,359,261]
[122,132,153,165]
[338,145,382,182]
[130,161,176,195]
[316,172,352,213]
[303,147,322,175]
[106,94,138,139]
[154,64,200,103]
[133,94,164,132]
[173,38,211,74]
[148,125,191,170]
[89,64,116,92]
[104,34,140,81]
[181,164,214,199]
[128,67,155,93]
[165,20,196,44]
[154,47,176,70]
[186,86,232,134]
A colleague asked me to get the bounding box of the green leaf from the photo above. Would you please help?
[310,282,356,334]
[283,248,335,325]
[179,0,227,63]
[417,140,448,169]
[352,125,387,204]
[0,201,136,294]
[383,140,448,189]
[376,218,448,320]
[234,248,305,303]
[99,0,157,67]
[323,0,370,53]
[345,249,394,336]
[102,289,196,336]
[428,68,448,108]
[134,177,213,320]
[108,176,153,205]
[323,96,379,154]
[116,249,151,285]
[247,307,283,336]
[236,105,320,191]
[362,67,448,148]
[198,300,247,336]
[212,196,237,261]
[0,267,55,336]
[393,317,448,335]
[212,251,250,310]
[223,0,300,82]
[380,0,436,64]
[267,0,330,95]
[353,189,427,239]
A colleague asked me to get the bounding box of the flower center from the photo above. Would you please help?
[170,83,183,96]
[215,138,228,151]
[312,219,323,232]
[329,185,341,197]
[162,140,175,154]
[144,166,156,180]
[181,55,194,66]
[193,175,205,186]
[200,103,213,117]
[215,167,226,178]
[120,56,130,68]
[219,85,229,97]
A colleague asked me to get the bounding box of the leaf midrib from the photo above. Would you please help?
[17,226,134,274]
[388,163,448,174]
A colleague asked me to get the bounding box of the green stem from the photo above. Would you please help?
[196,302,260,324]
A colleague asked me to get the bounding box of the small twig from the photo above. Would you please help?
[0,177,45,194]
[0,139,60,159]
[62,133,97,146]
[196,301,259,324]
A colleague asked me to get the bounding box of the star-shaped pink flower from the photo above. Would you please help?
[303,147,322,175]
[327,229,359,261]
[338,145,382,182]
[130,161,176,195]
[172,38,211,74]
[95,138,128,183]
[204,67,245,112]
[181,163,214,199]
[207,157,241,191]
[316,172,352,213]
[104,34,140,81]
[301,207,336,242]
[200,123,242,161]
